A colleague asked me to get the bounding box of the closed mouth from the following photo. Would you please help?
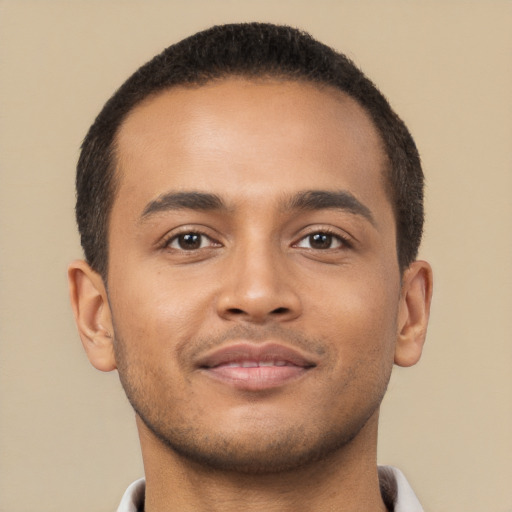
[196,342,317,390]
[215,360,300,368]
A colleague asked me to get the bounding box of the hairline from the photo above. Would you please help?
[103,74,397,278]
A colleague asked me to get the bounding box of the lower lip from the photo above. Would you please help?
[201,365,310,391]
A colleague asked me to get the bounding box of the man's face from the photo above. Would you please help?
[107,78,402,472]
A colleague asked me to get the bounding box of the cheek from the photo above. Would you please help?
[112,263,210,320]
[108,270,213,365]
[314,265,399,323]
[309,269,400,366]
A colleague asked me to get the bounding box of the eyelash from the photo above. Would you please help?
[162,230,221,251]
[293,228,353,251]
[161,228,352,252]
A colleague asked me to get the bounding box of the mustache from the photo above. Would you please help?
[177,323,328,364]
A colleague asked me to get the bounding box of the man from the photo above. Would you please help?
[68,23,433,512]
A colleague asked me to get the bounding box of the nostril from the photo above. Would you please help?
[227,308,245,315]
[225,307,290,317]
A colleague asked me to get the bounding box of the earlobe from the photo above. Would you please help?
[395,260,433,367]
[68,260,117,372]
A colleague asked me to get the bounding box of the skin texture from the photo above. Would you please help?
[68,78,432,512]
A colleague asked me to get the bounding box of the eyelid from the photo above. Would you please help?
[291,226,354,249]
[167,233,216,250]
[159,226,223,250]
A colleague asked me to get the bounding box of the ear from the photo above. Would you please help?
[68,260,117,372]
[395,260,433,367]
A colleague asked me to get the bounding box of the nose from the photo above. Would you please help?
[216,242,302,324]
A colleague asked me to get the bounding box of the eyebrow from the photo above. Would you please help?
[285,190,375,225]
[140,189,375,225]
[141,192,226,220]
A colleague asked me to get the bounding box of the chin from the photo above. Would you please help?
[136,406,376,475]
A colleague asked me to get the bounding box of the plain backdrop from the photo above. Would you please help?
[0,1,511,511]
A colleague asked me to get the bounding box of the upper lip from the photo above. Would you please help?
[196,342,318,369]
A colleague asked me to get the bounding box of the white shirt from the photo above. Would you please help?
[117,466,423,512]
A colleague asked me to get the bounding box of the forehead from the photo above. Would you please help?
[113,78,388,213]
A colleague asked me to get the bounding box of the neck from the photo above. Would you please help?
[136,412,387,512]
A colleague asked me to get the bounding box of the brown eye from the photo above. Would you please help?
[168,233,208,250]
[295,232,344,250]
[309,233,333,249]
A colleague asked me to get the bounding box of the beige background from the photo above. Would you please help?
[1,1,511,511]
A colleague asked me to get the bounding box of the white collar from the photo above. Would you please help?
[117,466,423,512]
[379,466,424,512]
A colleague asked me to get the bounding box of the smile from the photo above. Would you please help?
[218,360,296,368]
[197,342,317,391]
